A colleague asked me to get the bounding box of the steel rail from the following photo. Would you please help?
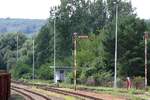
[11,86,51,100]
[12,81,103,100]
[39,86,103,100]
[11,87,34,100]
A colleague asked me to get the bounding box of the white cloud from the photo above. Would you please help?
[0,0,60,19]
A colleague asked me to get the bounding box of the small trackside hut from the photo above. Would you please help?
[54,67,72,83]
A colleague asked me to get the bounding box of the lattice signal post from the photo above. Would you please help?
[73,32,88,91]
[144,32,149,89]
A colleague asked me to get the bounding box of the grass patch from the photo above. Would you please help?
[58,83,147,100]
[18,79,53,86]
[10,94,25,100]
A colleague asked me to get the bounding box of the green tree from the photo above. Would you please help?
[77,33,112,85]
[11,61,32,79]
[0,33,26,70]
[104,15,147,77]
[35,24,54,67]
[37,63,53,80]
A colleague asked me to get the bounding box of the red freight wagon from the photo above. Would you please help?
[0,71,11,100]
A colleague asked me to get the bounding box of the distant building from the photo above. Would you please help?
[54,67,72,83]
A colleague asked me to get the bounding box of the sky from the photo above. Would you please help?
[0,0,149,19]
[131,0,150,19]
[0,0,60,19]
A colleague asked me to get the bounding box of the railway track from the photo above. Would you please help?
[12,82,102,100]
[11,85,51,100]
[12,81,126,100]
[11,87,34,100]
[39,86,103,100]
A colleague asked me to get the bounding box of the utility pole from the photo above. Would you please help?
[73,33,88,91]
[32,37,35,80]
[114,2,118,88]
[17,32,19,62]
[144,32,148,89]
[73,32,77,91]
[54,18,56,83]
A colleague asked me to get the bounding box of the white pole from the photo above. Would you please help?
[32,38,35,80]
[114,3,118,88]
[17,32,19,62]
[73,33,77,91]
[144,32,148,88]
[54,19,56,83]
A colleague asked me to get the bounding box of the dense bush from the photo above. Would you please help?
[86,76,96,86]
[37,63,53,80]
[64,72,73,84]
[132,76,145,89]
[11,62,32,79]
